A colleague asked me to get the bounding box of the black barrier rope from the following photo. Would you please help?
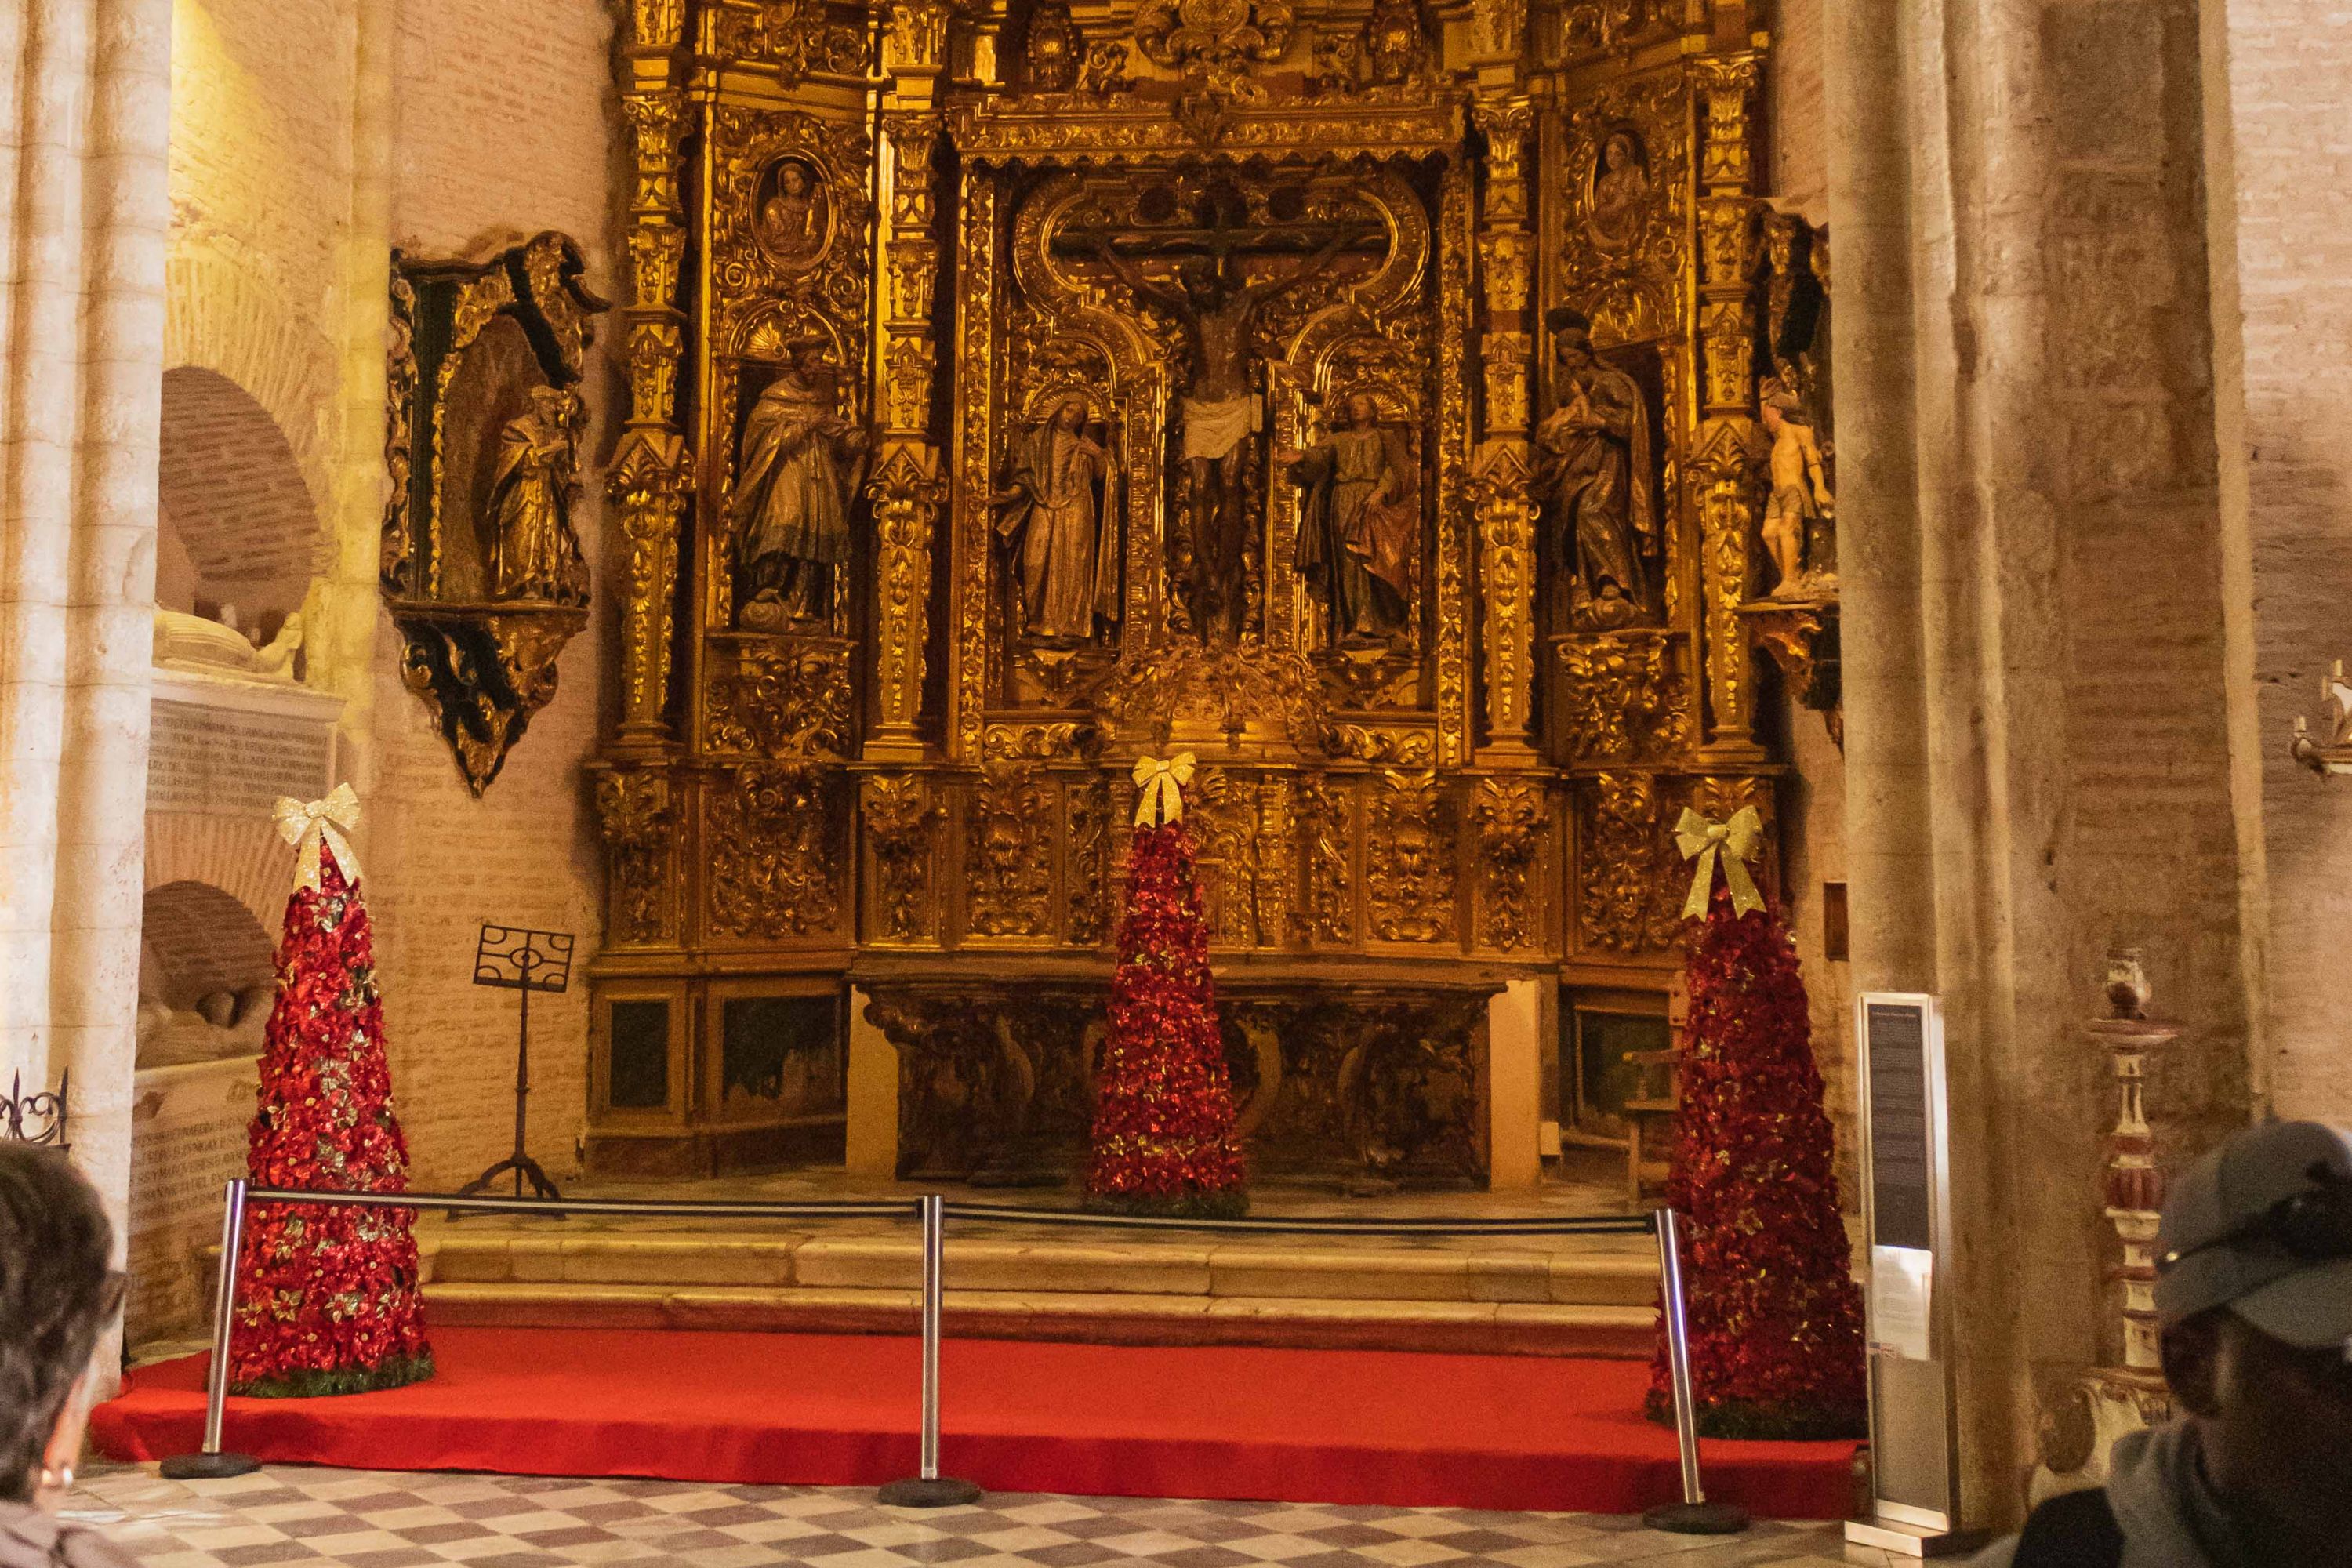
[941,1201,1654,1238]
[235,1188,924,1221]
[163,1180,1744,1538]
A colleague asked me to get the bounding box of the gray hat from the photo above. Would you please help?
[2154,1120,2352,1350]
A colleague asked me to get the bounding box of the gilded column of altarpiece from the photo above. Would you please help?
[585,0,1801,1180]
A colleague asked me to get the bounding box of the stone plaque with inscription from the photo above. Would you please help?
[147,672,342,817]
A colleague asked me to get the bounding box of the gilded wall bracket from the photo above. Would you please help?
[383,233,610,793]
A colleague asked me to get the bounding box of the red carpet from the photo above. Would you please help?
[94,1327,1856,1517]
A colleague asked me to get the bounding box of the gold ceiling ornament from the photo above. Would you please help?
[1675,804,1764,920]
[1131,752,1198,827]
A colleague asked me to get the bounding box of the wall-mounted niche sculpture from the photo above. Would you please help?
[382,232,610,793]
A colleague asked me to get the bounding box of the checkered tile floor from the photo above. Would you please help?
[67,1468,1892,1568]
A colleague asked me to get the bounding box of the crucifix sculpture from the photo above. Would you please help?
[1056,188,1384,641]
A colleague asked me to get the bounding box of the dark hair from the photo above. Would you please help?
[0,1145,122,1501]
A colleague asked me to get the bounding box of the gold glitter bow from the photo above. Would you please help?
[274,783,363,893]
[1131,753,1197,828]
[1675,805,1763,920]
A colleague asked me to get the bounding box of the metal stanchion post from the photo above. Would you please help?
[1642,1208,1749,1535]
[878,1195,982,1507]
[160,1179,262,1479]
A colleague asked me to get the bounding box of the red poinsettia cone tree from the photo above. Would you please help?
[232,843,434,1396]
[1085,821,1248,1218]
[1646,877,1866,1439]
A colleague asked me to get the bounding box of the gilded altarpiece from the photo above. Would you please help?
[586,0,1799,1180]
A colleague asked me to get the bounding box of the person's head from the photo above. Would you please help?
[1603,132,1635,172]
[786,334,831,376]
[778,162,808,197]
[0,1145,123,1507]
[1762,389,1804,434]
[1052,395,1087,431]
[1547,307,1593,370]
[1177,256,1225,307]
[1343,391,1378,429]
[2154,1121,2352,1515]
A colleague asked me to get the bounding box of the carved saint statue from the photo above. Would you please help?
[1096,234,1345,639]
[486,384,589,604]
[1534,309,1656,630]
[760,161,825,266]
[1587,131,1650,250]
[731,334,869,628]
[993,394,1120,641]
[1760,389,1835,596]
[1282,390,1416,643]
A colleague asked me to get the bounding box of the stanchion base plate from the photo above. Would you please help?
[1642,1501,1750,1536]
[159,1452,263,1481]
[878,1476,984,1508]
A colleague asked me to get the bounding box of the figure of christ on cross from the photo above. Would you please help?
[1072,202,1377,641]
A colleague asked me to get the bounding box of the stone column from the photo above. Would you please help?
[313,0,395,808]
[0,0,174,1279]
[1828,0,2250,1526]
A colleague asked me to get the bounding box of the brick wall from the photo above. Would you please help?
[368,0,621,1189]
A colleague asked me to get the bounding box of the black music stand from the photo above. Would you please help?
[460,925,574,1202]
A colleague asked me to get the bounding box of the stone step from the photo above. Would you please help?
[407,1222,1661,1357]
[421,1280,1658,1359]
[417,1228,1660,1308]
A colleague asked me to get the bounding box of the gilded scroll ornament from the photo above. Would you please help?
[713,0,868,84]
[1066,775,1115,946]
[394,604,584,797]
[595,768,675,945]
[626,0,685,50]
[867,442,946,749]
[1555,630,1688,763]
[1254,776,1298,949]
[885,0,950,71]
[967,762,1054,938]
[622,92,689,216]
[1299,775,1356,942]
[708,762,840,939]
[627,227,687,313]
[608,431,689,744]
[1578,771,1678,954]
[1187,765,1262,946]
[705,639,854,759]
[1473,776,1544,952]
[381,273,419,595]
[1470,440,1539,753]
[1693,415,1765,753]
[1367,770,1455,944]
[1133,0,1296,85]
[862,774,940,942]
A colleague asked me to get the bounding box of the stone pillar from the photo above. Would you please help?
[0,1,175,1276]
[313,0,395,808]
[1827,0,2250,1526]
